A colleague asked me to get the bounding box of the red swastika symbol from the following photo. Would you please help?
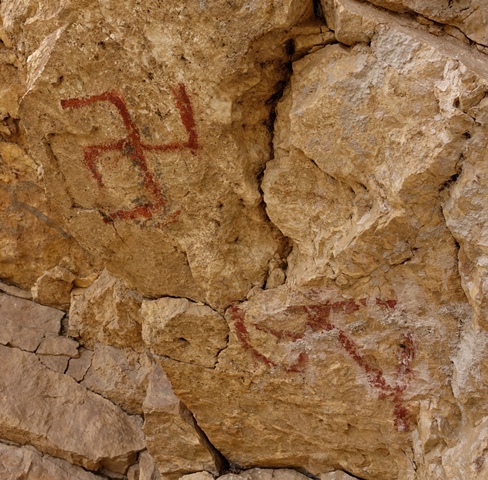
[61,84,198,227]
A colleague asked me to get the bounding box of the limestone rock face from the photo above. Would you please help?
[357,0,488,45]
[69,269,145,350]
[2,0,488,479]
[0,344,145,473]
[159,284,463,480]
[0,442,105,480]
[0,292,64,351]
[13,0,314,310]
[81,343,151,415]
[143,361,218,479]
[141,297,229,368]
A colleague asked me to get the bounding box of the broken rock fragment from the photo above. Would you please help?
[69,269,145,351]
[81,343,151,415]
[0,345,145,473]
[0,442,105,480]
[0,292,63,351]
[143,360,218,479]
[141,297,229,368]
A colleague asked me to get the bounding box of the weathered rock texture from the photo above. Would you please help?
[1,0,488,479]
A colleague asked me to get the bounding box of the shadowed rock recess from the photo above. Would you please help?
[1,0,488,479]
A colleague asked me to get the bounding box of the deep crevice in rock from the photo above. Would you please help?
[180,401,230,475]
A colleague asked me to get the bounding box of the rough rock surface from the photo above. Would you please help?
[0,292,64,351]
[1,0,488,479]
[143,361,219,479]
[81,343,151,415]
[0,344,145,473]
[0,442,105,480]
[141,297,229,368]
[69,269,145,350]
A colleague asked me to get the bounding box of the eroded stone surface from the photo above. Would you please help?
[32,265,75,310]
[0,293,63,351]
[358,0,488,45]
[1,0,488,479]
[69,269,144,350]
[0,345,145,473]
[141,297,229,368]
[160,285,463,480]
[128,450,162,480]
[143,360,217,479]
[81,343,151,415]
[219,469,310,480]
[0,442,105,480]
[15,0,313,310]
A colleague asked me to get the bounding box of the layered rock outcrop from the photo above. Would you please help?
[1,1,488,479]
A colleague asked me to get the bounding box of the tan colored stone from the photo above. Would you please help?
[179,472,214,480]
[440,416,488,480]
[66,348,95,381]
[220,470,309,480]
[69,269,144,350]
[0,442,105,480]
[321,472,357,480]
[37,335,79,357]
[128,450,162,480]
[81,343,151,415]
[0,292,63,351]
[161,283,464,480]
[359,0,488,46]
[38,353,69,373]
[32,265,75,310]
[17,0,313,310]
[0,281,31,299]
[0,345,145,473]
[141,298,229,368]
[143,360,217,479]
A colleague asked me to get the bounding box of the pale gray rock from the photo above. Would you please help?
[66,348,95,381]
[219,469,310,480]
[128,450,162,480]
[38,353,69,373]
[0,345,145,473]
[0,293,63,352]
[0,442,105,480]
[37,335,79,357]
[81,343,151,414]
[320,472,358,480]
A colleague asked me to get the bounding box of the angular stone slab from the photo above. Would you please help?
[0,292,64,351]
[0,442,105,480]
[69,269,145,351]
[141,297,229,368]
[81,343,151,415]
[0,345,145,473]
[143,360,218,479]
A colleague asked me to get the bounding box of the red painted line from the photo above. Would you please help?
[231,299,415,432]
[61,85,199,227]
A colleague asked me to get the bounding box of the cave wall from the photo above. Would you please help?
[1,1,488,479]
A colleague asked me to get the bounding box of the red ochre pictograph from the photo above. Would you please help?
[230,298,415,432]
[61,84,198,227]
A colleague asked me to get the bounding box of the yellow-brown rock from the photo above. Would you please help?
[143,360,218,479]
[141,297,229,368]
[2,0,488,479]
[69,269,145,350]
